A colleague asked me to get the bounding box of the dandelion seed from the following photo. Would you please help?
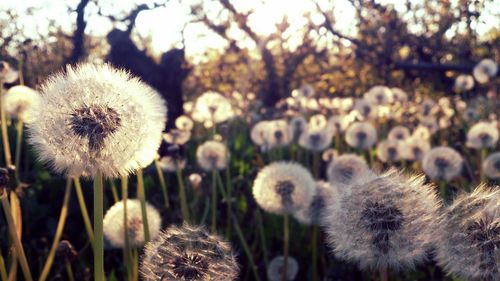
[436,186,500,281]
[326,154,370,187]
[322,169,440,270]
[3,85,39,121]
[345,122,377,150]
[26,63,167,178]
[196,140,229,171]
[473,58,498,84]
[141,224,239,281]
[103,199,162,248]
[267,256,299,281]
[422,147,463,182]
[294,181,337,225]
[482,152,500,180]
[466,121,499,149]
[253,162,315,215]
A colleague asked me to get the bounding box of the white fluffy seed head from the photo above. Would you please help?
[327,154,370,187]
[400,136,431,161]
[252,162,315,215]
[473,58,498,84]
[391,88,408,104]
[192,91,234,124]
[158,156,186,172]
[363,86,393,105]
[26,64,167,178]
[466,121,499,149]
[0,61,18,83]
[141,224,239,281]
[103,199,162,248]
[376,140,402,163]
[422,147,463,182]
[454,74,475,92]
[322,169,441,271]
[175,115,194,131]
[354,99,378,120]
[387,126,411,141]
[196,140,229,171]
[163,129,191,145]
[3,85,39,121]
[267,256,299,281]
[345,122,378,150]
[436,186,500,281]
[293,181,338,225]
[266,119,294,149]
[483,152,500,180]
[298,125,333,152]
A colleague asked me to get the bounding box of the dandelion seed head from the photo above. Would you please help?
[345,122,377,150]
[483,152,500,180]
[391,88,408,104]
[196,140,229,171]
[158,156,186,172]
[103,199,162,248]
[253,162,315,215]
[163,129,191,145]
[422,147,463,182]
[298,126,333,152]
[294,181,338,225]
[377,140,402,163]
[466,121,499,149]
[455,74,475,92]
[354,99,378,120]
[0,61,18,83]
[322,169,440,270]
[473,59,498,84]
[327,153,370,187]
[192,91,234,124]
[387,126,411,141]
[289,116,307,139]
[175,115,194,131]
[26,63,167,178]
[436,186,500,281]
[400,136,431,161]
[267,256,299,281]
[363,86,393,105]
[3,85,39,121]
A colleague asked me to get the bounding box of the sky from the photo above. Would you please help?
[3,0,499,62]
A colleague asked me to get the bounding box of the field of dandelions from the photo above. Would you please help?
[0,58,498,281]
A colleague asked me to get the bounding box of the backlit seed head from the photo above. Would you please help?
[345,122,377,150]
[322,169,440,270]
[483,152,500,180]
[377,140,402,163]
[294,181,338,225]
[141,224,239,281]
[400,136,431,161]
[26,63,167,178]
[473,59,498,84]
[422,147,463,182]
[387,126,411,141]
[466,122,499,149]
[196,140,229,171]
[3,85,39,121]
[327,154,370,187]
[267,256,299,281]
[436,186,500,281]
[253,162,315,215]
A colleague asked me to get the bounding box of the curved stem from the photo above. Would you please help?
[154,160,170,208]
[0,194,32,281]
[231,214,261,281]
[136,169,150,242]
[73,178,94,248]
[64,259,75,281]
[93,171,105,281]
[38,178,72,281]
[14,121,23,184]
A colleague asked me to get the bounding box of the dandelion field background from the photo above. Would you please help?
[0,1,499,281]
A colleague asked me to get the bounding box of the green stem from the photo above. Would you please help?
[0,194,32,281]
[64,259,75,281]
[255,209,269,272]
[231,214,261,281]
[0,85,12,167]
[282,214,289,281]
[73,178,94,248]
[224,165,232,238]
[154,160,170,208]
[136,169,150,242]
[211,169,217,233]
[109,181,119,203]
[312,152,320,178]
[14,121,23,184]
[439,181,447,201]
[312,225,318,281]
[93,171,105,281]
[480,149,486,184]
[176,166,190,222]
[0,251,8,281]
[38,178,72,281]
[121,177,133,281]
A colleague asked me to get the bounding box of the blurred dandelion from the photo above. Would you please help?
[363,86,393,105]
[298,126,333,152]
[267,256,299,281]
[482,152,500,180]
[454,74,475,92]
[376,140,402,163]
[473,58,498,84]
[327,154,370,187]
[466,121,499,149]
[3,85,39,121]
[175,115,194,131]
[196,140,229,171]
[436,186,500,281]
[141,224,239,281]
[192,91,234,124]
[422,147,463,182]
[387,126,411,141]
[293,181,337,225]
[345,122,377,150]
[163,129,191,145]
[401,136,431,162]
[103,199,161,248]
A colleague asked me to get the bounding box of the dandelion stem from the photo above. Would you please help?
[93,171,105,281]
[255,209,269,272]
[154,159,170,208]
[109,180,119,203]
[73,178,94,248]
[312,225,318,281]
[282,214,289,281]
[64,258,75,281]
[136,169,150,242]
[211,169,217,233]
[0,85,13,167]
[479,148,486,183]
[0,251,8,281]
[14,121,23,184]
[439,181,447,200]
[225,165,232,238]
[231,214,261,281]
[38,178,72,281]
[312,152,320,178]
[0,193,32,281]
[121,176,133,281]
[176,165,190,222]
